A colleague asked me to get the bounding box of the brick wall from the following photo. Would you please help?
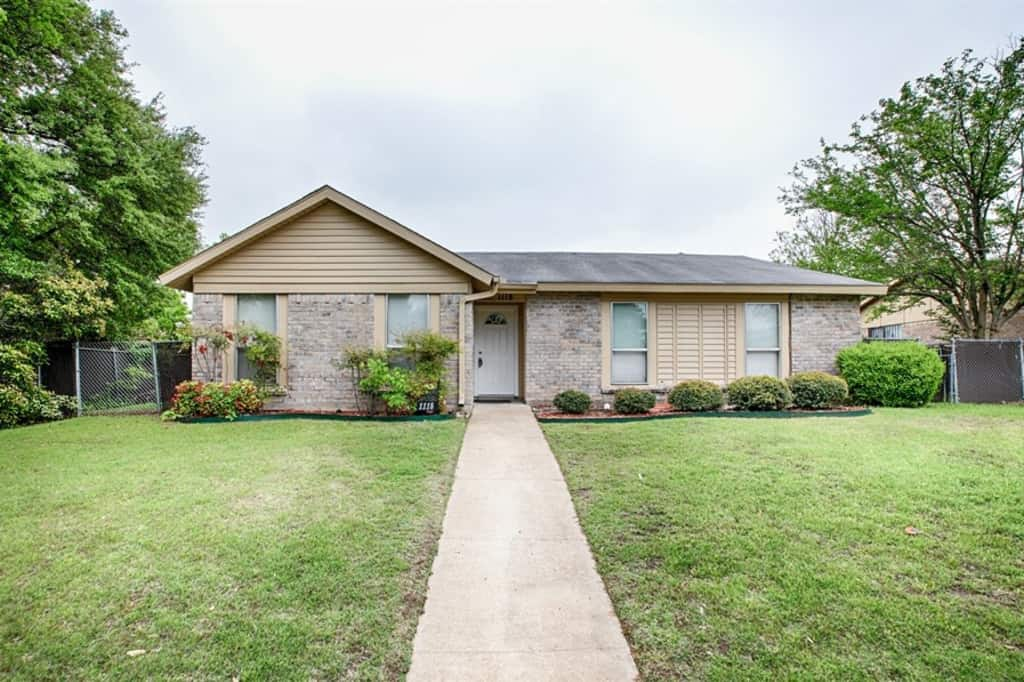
[284,294,374,410]
[190,293,223,381]
[524,294,602,404]
[462,301,475,411]
[790,295,862,373]
[439,294,461,411]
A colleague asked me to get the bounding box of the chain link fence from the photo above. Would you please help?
[948,338,1024,404]
[40,341,191,415]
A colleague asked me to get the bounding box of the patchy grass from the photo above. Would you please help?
[0,416,465,680]
[543,404,1024,680]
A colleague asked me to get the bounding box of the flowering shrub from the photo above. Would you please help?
[162,380,263,420]
[184,324,233,380]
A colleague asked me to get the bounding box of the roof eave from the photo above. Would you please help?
[531,282,888,295]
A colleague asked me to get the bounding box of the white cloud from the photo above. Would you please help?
[102,0,1022,258]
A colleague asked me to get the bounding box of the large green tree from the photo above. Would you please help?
[0,0,205,341]
[776,41,1024,338]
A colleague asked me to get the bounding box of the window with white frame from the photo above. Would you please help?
[868,324,903,340]
[745,303,780,377]
[236,294,277,380]
[611,302,647,384]
[387,294,429,347]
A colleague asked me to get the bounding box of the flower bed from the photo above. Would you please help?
[534,404,871,422]
[176,411,457,424]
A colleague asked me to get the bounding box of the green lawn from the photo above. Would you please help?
[0,416,465,680]
[543,404,1024,680]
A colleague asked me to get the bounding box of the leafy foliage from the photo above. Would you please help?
[553,390,592,414]
[667,380,724,412]
[357,357,416,415]
[394,330,459,406]
[130,289,190,340]
[237,324,282,390]
[0,266,113,342]
[613,388,656,414]
[787,371,849,409]
[0,0,206,341]
[777,41,1024,338]
[837,342,945,407]
[0,341,75,428]
[727,375,792,411]
[336,331,458,415]
[162,380,263,420]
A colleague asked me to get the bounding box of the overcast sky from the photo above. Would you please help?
[98,0,1019,259]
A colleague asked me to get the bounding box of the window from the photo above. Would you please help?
[484,312,508,326]
[236,294,277,380]
[387,294,429,347]
[868,324,903,340]
[611,302,647,384]
[745,303,780,377]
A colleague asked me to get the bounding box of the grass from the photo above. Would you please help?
[0,416,465,680]
[543,404,1024,680]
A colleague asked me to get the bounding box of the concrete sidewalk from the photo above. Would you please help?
[408,403,637,681]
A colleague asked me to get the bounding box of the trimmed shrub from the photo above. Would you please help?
[837,341,944,407]
[667,380,724,412]
[613,388,656,414]
[787,371,849,409]
[163,380,264,420]
[553,390,592,414]
[727,375,792,411]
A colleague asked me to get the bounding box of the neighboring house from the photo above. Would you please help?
[861,296,1024,344]
[160,185,886,410]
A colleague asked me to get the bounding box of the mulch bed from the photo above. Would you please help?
[177,411,457,423]
[535,405,871,422]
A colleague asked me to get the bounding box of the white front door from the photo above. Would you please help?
[475,305,518,398]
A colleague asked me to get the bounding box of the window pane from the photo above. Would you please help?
[612,350,647,384]
[238,294,277,332]
[237,295,276,381]
[745,303,779,349]
[612,303,647,349]
[388,294,429,346]
[746,351,779,377]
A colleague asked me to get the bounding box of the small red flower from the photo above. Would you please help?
[198,344,207,354]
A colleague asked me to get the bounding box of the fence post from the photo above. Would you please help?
[74,341,83,417]
[151,342,161,412]
[1019,338,1024,401]
[949,338,959,404]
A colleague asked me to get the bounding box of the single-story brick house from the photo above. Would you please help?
[160,185,886,411]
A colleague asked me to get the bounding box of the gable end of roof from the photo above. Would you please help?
[159,185,495,290]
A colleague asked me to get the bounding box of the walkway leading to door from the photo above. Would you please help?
[408,403,638,681]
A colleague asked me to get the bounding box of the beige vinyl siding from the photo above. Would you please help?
[655,303,739,385]
[193,203,472,293]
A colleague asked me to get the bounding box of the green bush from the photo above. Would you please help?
[787,371,849,409]
[553,390,592,414]
[613,388,656,414]
[163,380,264,420]
[837,341,944,407]
[335,332,459,415]
[0,342,76,429]
[727,375,792,411]
[667,380,724,412]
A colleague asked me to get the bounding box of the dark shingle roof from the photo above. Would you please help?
[458,252,880,287]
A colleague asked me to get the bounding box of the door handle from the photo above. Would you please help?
[477,356,483,368]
